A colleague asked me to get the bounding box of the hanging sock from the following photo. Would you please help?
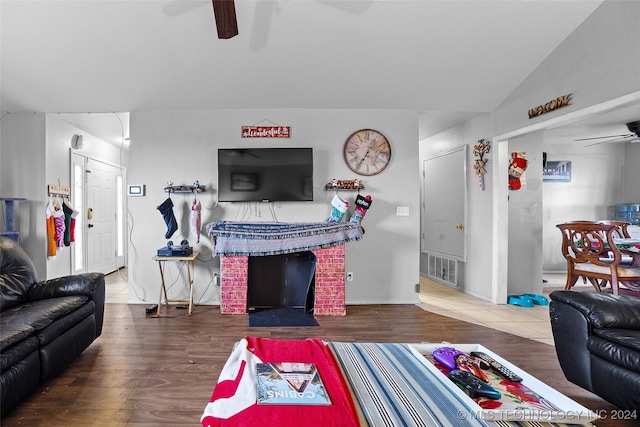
[62,202,74,246]
[190,196,201,244]
[327,194,349,223]
[46,202,57,258]
[157,197,178,239]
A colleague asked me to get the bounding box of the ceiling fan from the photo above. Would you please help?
[578,120,640,147]
[211,0,238,39]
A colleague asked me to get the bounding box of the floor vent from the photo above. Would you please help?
[427,254,458,287]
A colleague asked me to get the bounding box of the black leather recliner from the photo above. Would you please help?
[549,290,640,410]
[0,237,105,416]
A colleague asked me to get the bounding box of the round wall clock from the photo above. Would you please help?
[343,129,392,176]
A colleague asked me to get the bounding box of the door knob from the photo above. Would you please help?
[456,224,463,229]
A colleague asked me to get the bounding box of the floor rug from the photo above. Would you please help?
[249,307,319,327]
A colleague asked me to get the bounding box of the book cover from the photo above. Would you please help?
[256,362,332,405]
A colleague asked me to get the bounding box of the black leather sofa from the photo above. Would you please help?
[0,236,105,416]
[549,290,640,410]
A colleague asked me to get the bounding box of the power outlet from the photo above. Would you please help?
[346,272,354,282]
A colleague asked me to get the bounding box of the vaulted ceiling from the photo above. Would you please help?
[1,1,614,144]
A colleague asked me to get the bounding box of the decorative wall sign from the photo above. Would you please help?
[242,126,290,138]
[472,139,491,191]
[528,94,571,119]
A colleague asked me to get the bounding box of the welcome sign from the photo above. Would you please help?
[528,94,571,119]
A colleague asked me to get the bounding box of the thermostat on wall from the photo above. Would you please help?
[128,185,146,197]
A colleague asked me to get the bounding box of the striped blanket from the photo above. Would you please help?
[206,221,362,256]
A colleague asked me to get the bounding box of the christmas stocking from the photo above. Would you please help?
[350,194,372,223]
[327,194,349,223]
[350,194,373,232]
[157,197,178,239]
[190,196,201,244]
[508,152,528,190]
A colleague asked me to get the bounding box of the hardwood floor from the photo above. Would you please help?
[1,303,631,426]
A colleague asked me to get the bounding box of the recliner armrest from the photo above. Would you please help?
[549,290,640,330]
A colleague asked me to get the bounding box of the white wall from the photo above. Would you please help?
[494,1,640,136]
[421,1,640,303]
[1,113,47,278]
[542,142,625,272]
[127,109,421,307]
[623,142,640,202]
[419,114,495,301]
[507,132,543,296]
[45,116,128,279]
[0,113,127,280]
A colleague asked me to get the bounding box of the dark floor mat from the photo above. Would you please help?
[249,307,319,327]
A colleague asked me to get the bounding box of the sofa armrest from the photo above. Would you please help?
[549,290,640,330]
[27,272,106,336]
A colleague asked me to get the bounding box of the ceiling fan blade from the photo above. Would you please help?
[575,133,634,141]
[212,0,238,39]
[584,135,633,147]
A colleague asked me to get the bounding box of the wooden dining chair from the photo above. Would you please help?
[556,221,640,297]
[597,219,631,238]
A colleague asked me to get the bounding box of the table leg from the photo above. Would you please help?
[157,260,169,316]
[187,259,194,315]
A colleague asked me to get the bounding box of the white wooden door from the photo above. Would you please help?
[86,158,121,274]
[422,146,467,261]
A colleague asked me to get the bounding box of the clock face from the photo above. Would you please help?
[343,129,392,176]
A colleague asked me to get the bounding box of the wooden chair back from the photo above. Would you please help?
[597,220,631,238]
[556,221,640,297]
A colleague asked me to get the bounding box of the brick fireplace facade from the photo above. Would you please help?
[219,244,346,316]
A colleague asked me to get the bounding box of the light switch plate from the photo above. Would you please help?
[396,206,410,216]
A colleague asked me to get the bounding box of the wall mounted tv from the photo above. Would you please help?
[218,148,313,202]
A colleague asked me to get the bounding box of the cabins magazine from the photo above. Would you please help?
[256,362,332,405]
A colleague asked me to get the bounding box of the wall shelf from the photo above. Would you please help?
[325,180,364,191]
[164,182,206,193]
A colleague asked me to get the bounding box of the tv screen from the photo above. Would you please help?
[218,148,313,202]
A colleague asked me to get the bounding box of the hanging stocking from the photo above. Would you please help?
[327,194,349,223]
[350,194,372,224]
[190,195,202,244]
[157,197,178,239]
[350,194,373,233]
[62,202,74,246]
[46,202,57,258]
[508,152,528,190]
[53,206,66,248]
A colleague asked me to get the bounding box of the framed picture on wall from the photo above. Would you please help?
[543,160,571,182]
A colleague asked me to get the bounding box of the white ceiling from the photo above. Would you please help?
[4,0,634,146]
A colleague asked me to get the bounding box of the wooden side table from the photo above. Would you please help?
[152,252,198,316]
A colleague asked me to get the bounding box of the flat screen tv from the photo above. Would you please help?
[218,148,313,202]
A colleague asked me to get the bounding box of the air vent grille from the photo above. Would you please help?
[427,254,458,287]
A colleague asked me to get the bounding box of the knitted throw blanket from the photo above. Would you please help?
[206,221,362,256]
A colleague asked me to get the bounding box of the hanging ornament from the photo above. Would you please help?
[473,139,491,191]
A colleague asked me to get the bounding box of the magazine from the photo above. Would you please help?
[256,362,332,405]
